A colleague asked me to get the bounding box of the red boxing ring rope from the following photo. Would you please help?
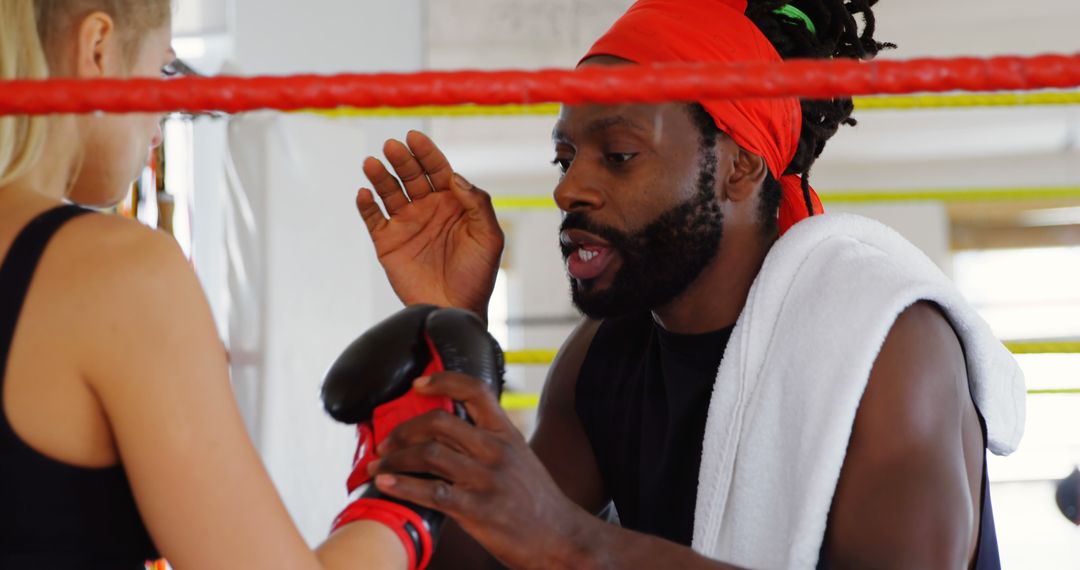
[1,53,1079,115]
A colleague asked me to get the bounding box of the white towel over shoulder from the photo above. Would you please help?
[691,213,1026,569]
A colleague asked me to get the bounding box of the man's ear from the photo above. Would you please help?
[724,146,769,204]
[74,12,124,79]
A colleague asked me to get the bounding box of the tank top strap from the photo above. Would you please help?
[972,408,1001,569]
[0,205,91,388]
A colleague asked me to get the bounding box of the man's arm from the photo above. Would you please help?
[825,301,985,568]
[428,319,609,568]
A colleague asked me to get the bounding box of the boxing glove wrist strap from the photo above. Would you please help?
[332,497,433,570]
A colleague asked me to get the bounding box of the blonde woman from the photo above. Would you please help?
[0,2,418,568]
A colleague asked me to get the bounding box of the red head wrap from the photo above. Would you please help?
[582,0,824,235]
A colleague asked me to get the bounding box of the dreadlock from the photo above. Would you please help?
[690,0,895,233]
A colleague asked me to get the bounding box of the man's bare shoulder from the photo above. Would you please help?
[863,301,970,440]
[539,318,603,414]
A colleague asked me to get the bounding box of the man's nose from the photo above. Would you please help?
[553,164,605,214]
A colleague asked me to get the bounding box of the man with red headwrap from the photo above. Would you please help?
[353,1,1023,568]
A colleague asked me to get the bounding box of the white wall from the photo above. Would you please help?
[173,0,228,37]
[222,0,425,546]
[872,0,1080,58]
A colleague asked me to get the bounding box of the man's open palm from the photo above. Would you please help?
[356,131,505,318]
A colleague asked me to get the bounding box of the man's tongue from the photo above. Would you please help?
[567,245,615,281]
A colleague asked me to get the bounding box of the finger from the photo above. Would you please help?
[362,155,410,215]
[405,130,454,193]
[449,173,499,227]
[414,373,510,434]
[384,138,436,203]
[355,188,388,233]
[375,473,469,516]
[373,440,487,484]
[379,409,501,465]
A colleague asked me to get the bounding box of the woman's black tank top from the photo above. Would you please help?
[575,311,1001,568]
[0,206,159,568]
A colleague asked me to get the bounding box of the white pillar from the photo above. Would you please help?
[226,0,425,544]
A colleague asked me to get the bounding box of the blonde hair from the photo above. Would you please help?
[0,0,49,187]
[0,0,171,187]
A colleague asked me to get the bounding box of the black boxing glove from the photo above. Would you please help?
[322,305,504,570]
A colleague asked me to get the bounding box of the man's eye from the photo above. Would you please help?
[551,158,572,173]
[605,153,637,166]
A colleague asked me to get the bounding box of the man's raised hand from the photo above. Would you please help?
[357,131,505,320]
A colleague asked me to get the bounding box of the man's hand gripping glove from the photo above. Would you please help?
[321,305,505,570]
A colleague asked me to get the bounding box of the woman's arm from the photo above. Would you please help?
[75,219,404,570]
[318,522,408,568]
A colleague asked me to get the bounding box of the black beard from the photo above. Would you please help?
[560,151,723,319]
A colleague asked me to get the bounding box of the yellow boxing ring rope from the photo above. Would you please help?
[305,91,1080,119]
[491,186,1080,211]
[497,341,1080,411]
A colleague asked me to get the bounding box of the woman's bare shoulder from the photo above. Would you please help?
[62,211,183,263]
[53,212,197,302]
[44,213,214,380]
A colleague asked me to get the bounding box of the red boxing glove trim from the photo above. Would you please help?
[332,497,433,570]
[346,423,377,494]
[348,386,455,495]
[370,335,454,446]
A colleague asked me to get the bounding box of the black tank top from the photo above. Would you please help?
[576,311,1001,568]
[0,206,159,568]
